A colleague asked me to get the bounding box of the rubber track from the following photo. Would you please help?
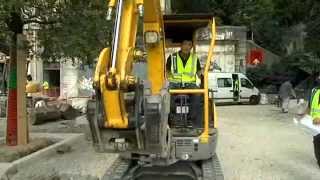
[102,158,131,180]
[103,155,224,180]
[202,155,224,180]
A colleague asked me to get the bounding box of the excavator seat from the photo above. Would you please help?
[169,94,204,129]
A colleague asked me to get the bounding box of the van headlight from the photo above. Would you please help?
[145,31,159,44]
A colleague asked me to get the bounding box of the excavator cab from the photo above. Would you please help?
[87,0,223,179]
[164,14,213,133]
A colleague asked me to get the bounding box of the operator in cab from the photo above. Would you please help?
[166,39,202,89]
[166,39,203,128]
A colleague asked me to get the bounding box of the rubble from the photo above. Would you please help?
[59,103,81,120]
[32,105,61,125]
[31,99,81,125]
[56,144,72,154]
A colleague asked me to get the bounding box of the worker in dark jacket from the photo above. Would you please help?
[279,80,296,113]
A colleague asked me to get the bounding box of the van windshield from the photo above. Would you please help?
[241,78,254,89]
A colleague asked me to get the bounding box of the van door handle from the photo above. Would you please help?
[213,90,218,92]
[230,90,234,92]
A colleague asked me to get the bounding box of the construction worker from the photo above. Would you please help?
[43,81,49,90]
[166,39,203,128]
[233,78,240,101]
[279,79,296,113]
[310,75,320,167]
[42,81,49,96]
[26,74,41,94]
[166,39,202,89]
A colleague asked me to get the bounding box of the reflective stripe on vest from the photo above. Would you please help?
[311,88,320,119]
[168,53,197,83]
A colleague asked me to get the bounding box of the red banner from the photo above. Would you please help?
[247,49,264,65]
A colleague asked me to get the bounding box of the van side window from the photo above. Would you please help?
[217,78,232,88]
[241,78,254,89]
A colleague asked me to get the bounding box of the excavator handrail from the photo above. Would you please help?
[169,89,205,94]
[200,18,216,143]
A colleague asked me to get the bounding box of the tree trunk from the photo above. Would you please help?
[6,33,18,146]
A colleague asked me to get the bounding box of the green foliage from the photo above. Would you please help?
[246,64,271,87]
[305,3,320,57]
[0,0,319,66]
[171,0,211,14]
[272,0,314,27]
[0,0,110,63]
[203,0,320,58]
[282,52,320,74]
[38,0,110,63]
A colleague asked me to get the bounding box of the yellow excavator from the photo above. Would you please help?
[87,0,223,179]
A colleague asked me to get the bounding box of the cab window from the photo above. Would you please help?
[217,78,232,88]
[241,78,254,89]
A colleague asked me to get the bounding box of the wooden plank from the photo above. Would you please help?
[16,34,28,145]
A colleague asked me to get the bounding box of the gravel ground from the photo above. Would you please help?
[2,105,320,179]
[217,105,320,180]
[0,116,118,180]
[9,138,118,180]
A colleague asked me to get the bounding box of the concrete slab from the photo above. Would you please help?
[0,133,83,179]
[0,163,10,179]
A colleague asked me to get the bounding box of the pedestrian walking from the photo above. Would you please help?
[279,80,296,113]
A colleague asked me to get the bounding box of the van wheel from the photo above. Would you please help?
[249,95,259,105]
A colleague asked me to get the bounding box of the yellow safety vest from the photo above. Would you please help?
[43,81,49,90]
[311,88,320,120]
[168,53,197,83]
[234,79,239,90]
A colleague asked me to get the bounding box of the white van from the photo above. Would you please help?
[208,72,260,104]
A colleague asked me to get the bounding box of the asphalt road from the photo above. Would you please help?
[217,105,320,180]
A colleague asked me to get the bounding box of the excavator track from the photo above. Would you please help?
[102,155,224,180]
[202,154,224,180]
[102,158,131,180]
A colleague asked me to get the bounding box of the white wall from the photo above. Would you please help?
[28,58,43,82]
[60,61,79,99]
[60,60,94,99]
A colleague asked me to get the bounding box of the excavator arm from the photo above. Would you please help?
[93,0,165,129]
